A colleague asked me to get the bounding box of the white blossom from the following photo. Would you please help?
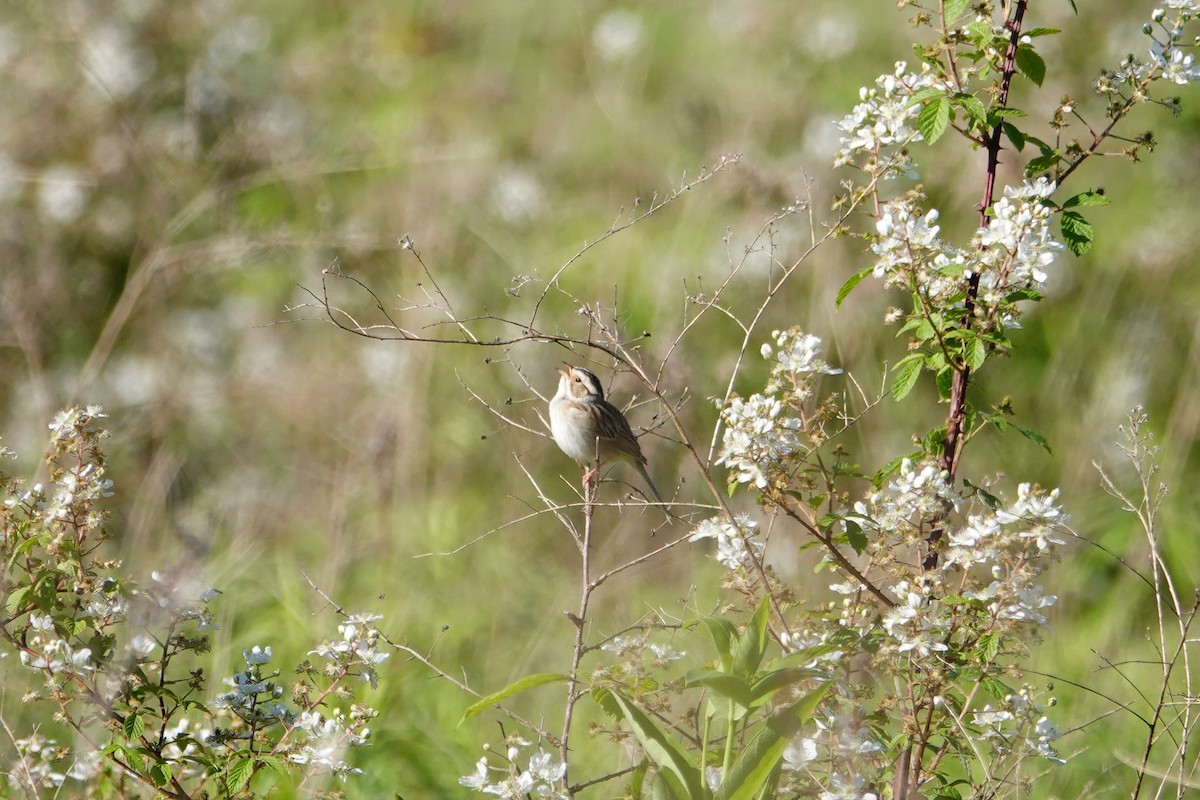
[688,514,764,570]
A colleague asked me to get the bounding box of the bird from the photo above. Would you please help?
[549,364,664,503]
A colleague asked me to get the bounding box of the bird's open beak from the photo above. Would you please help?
[558,363,572,377]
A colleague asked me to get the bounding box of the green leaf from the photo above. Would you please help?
[935,366,954,400]
[1014,46,1046,86]
[1060,209,1094,255]
[836,266,873,309]
[1025,152,1060,176]
[982,676,1012,700]
[871,454,912,486]
[1002,122,1026,151]
[749,667,826,709]
[844,519,867,556]
[459,673,570,725]
[630,760,650,800]
[649,770,688,800]
[226,757,254,795]
[966,337,986,371]
[122,712,145,741]
[734,598,771,679]
[963,478,1003,509]
[4,586,31,615]
[1063,190,1109,208]
[977,631,1001,662]
[699,616,738,674]
[891,357,923,402]
[592,687,704,800]
[685,670,754,708]
[1023,27,1062,37]
[1004,287,1043,302]
[987,106,1027,120]
[713,683,831,800]
[1010,422,1053,454]
[953,93,987,125]
[121,745,146,774]
[942,0,971,25]
[149,762,172,787]
[256,755,288,775]
[921,426,948,458]
[918,97,952,144]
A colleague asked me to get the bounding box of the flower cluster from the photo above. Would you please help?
[599,632,686,663]
[835,61,947,180]
[459,738,568,800]
[871,199,965,302]
[849,459,959,551]
[881,581,951,659]
[716,329,839,489]
[971,686,1065,764]
[5,732,100,791]
[1097,3,1200,96]
[973,178,1062,304]
[310,612,390,689]
[688,513,764,570]
[288,708,374,780]
[869,178,1062,334]
[212,623,382,782]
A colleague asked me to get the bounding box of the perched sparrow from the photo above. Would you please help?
[549,364,663,502]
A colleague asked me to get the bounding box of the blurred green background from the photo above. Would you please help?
[2,0,1198,796]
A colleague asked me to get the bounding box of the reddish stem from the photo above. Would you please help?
[926,0,1030,570]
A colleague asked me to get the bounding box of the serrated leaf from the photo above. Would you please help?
[1063,190,1110,208]
[122,746,146,774]
[1002,122,1026,151]
[845,519,867,555]
[935,366,954,400]
[988,106,1027,119]
[1060,210,1094,255]
[5,586,31,615]
[226,757,254,795]
[982,676,1012,700]
[713,683,831,800]
[1004,287,1043,302]
[891,357,923,402]
[592,688,704,799]
[918,97,951,144]
[1011,422,1053,454]
[1014,46,1046,86]
[953,93,987,125]
[122,712,145,740]
[921,426,948,458]
[967,337,986,370]
[256,755,288,775]
[977,631,1001,662]
[963,478,1003,509]
[1025,152,1060,176]
[871,454,911,486]
[459,673,570,725]
[149,762,172,787]
[836,266,873,309]
[942,0,971,24]
[1024,27,1062,37]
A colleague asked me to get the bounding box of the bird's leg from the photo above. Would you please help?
[580,465,599,487]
